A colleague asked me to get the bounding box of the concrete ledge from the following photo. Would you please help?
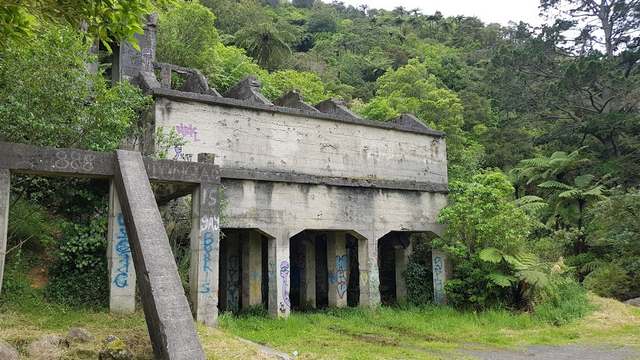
[0,142,220,184]
[220,167,449,193]
[152,88,447,138]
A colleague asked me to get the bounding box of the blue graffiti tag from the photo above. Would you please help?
[335,255,348,299]
[114,214,132,288]
[280,260,290,311]
[199,230,215,293]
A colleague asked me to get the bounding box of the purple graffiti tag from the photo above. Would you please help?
[279,260,290,311]
[114,214,132,288]
[175,123,200,142]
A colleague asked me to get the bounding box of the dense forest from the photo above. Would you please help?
[0,0,639,319]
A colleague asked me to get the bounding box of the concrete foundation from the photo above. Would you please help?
[107,181,137,313]
[242,231,263,309]
[327,232,348,308]
[0,169,9,296]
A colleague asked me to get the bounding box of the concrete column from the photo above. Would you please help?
[395,242,411,303]
[327,232,348,308]
[0,169,9,296]
[356,231,381,307]
[189,178,220,326]
[266,228,290,317]
[432,249,449,305]
[107,181,136,313]
[242,231,262,309]
[225,235,241,313]
[302,237,316,308]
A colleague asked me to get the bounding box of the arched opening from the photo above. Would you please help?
[288,230,360,311]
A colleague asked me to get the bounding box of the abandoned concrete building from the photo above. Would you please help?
[111,17,451,325]
[0,15,451,345]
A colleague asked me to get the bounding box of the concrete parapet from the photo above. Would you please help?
[224,76,272,105]
[274,91,319,112]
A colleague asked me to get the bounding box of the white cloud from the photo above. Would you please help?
[327,0,545,26]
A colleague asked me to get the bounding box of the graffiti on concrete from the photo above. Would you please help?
[433,254,445,304]
[335,255,348,299]
[114,214,132,288]
[227,255,241,312]
[175,123,200,142]
[279,260,290,313]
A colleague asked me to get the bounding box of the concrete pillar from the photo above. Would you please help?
[189,175,220,326]
[242,231,263,309]
[395,243,411,303]
[225,235,241,313]
[327,232,348,308]
[107,181,137,313]
[266,228,290,317]
[301,237,316,308]
[356,231,381,307]
[0,169,9,296]
[432,249,449,305]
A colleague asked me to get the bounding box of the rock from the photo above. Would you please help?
[625,297,640,307]
[98,335,133,360]
[27,335,67,360]
[0,339,19,360]
[67,327,93,343]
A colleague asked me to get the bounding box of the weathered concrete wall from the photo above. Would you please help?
[153,96,447,186]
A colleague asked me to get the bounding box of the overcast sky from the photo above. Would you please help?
[333,0,546,26]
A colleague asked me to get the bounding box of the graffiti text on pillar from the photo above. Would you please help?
[335,255,348,299]
[114,214,132,288]
[199,213,219,294]
[279,260,290,313]
[433,255,445,304]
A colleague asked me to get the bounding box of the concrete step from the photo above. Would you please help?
[114,150,204,360]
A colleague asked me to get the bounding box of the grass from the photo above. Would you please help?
[219,296,640,359]
[1,286,639,359]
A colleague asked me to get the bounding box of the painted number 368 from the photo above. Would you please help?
[54,151,95,172]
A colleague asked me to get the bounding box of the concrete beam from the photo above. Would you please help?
[354,230,381,307]
[0,169,9,296]
[242,231,263,309]
[327,232,348,308]
[395,244,411,303]
[0,141,220,185]
[114,150,204,359]
[107,181,137,314]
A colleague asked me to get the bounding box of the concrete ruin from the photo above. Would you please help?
[0,18,452,354]
[109,16,452,324]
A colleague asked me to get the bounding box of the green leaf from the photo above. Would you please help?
[479,247,503,263]
[488,272,516,287]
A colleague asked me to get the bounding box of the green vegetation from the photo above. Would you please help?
[1,0,639,357]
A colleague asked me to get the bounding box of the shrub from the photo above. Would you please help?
[45,215,109,308]
[405,238,433,305]
[534,276,591,325]
[583,263,631,299]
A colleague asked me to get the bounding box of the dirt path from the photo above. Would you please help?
[465,345,639,360]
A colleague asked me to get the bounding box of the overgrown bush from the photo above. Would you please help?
[583,263,631,299]
[437,171,549,310]
[534,276,591,325]
[405,237,433,305]
[45,215,109,308]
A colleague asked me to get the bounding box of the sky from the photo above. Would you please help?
[332,0,546,26]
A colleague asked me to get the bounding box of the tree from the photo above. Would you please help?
[0,25,149,150]
[262,70,330,104]
[235,21,298,70]
[540,0,640,57]
[0,0,166,49]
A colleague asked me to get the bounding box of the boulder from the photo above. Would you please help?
[67,327,93,343]
[98,336,133,360]
[625,297,640,307]
[0,339,19,360]
[27,335,67,360]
